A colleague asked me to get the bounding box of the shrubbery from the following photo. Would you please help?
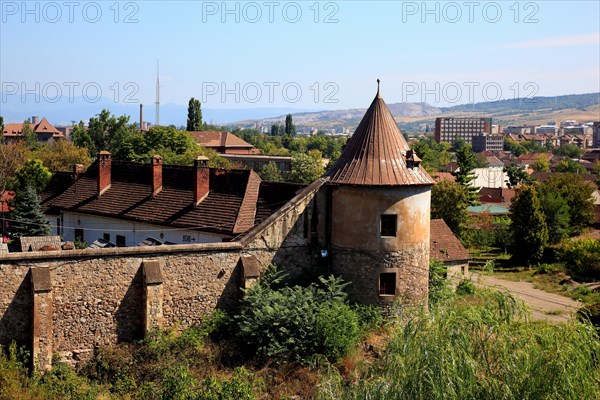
[235,266,372,364]
[556,239,600,280]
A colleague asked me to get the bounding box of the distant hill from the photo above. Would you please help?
[230,93,600,133]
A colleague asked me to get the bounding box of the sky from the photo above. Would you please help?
[1,0,599,116]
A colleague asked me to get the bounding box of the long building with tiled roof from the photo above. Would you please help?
[41,153,303,246]
[2,117,64,144]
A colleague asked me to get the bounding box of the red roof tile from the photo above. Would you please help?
[430,219,470,262]
[326,83,434,186]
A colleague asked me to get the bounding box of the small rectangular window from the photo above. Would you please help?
[56,219,61,236]
[380,215,397,237]
[103,233,110,241]
[379,273,396,295]
[116,235,126,247]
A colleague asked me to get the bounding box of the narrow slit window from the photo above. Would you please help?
[379,273,396,296]
[380,214,397,237]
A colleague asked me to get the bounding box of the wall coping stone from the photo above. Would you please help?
[31,267,52,292]
[143,260,163,285]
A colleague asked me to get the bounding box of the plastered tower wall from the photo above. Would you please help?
[330,185,431,306]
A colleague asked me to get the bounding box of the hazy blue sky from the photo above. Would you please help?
[1,0,599,110]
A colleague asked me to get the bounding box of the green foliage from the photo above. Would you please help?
[553,143,583,159]
[530,155,550,172]
[285,114,296,136]
[187,97,203,131]
[235,267,362,363]
[556,239,600,280]
[72,109,137,158]
[540,173,594,234]
[431,181,470,237]
[22,120,39,150]
[429,259,453,305]
[510,185,548,265]
[8,185,51,238]
[11,158,52,194]
[287,150,324,184]
[318,291,600,400]
[538,189,570,244]
[455,279,476,295]
[410,135,452,172]
[258,161,283,182]
[554,158,586,173]
[32,140,92,173]
[533,263,563,275]
[39,360,99,400]
[452,145,479,205]
[503,164,534,188]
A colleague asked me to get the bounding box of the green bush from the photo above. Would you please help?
[534,263,564,275]
[455,280,475,296]
[235,266,362,364]
[318,290,600,400]
[429,259,453,306]
[556,239,600,280]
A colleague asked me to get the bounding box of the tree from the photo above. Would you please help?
[22,120,38,150]
[72,109,136,158]
[452,145,479,205]
[0,142,29,195]
[530,156,550,172]
[553,144,583,159]
[538,190,570,244]
[287,150,325,184]
[510,185,549,265]
[32,140,92,172]
[554,159,585,174]
[259,161,283,182]
[411,136,452,172]
[431,181,471,237]
[503,164,534,188]
[270,124,284,136]
[186,98,202,131]
[540,174,594,234]
[12,159,52,195]
[285,114,296,136]
[0,116,4,138]
[8,185,51,238]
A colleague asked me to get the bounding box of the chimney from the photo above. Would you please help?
[151,155,162,197]
[31,116,40,125]
[73,163,84,178]
[140,104,143,131]
[193,156,210,206]
[97,151,111,197]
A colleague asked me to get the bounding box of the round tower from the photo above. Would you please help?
[326,81,434,308]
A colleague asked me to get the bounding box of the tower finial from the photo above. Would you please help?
[376,78,381,97]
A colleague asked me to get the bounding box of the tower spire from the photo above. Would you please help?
[376,78,381,98]
[155,60,160,126]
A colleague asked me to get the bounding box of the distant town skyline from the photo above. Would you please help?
[1,1,599,113]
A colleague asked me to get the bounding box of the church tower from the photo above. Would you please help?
[326,81,434,307]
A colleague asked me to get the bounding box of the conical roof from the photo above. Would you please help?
[326,82,434,186]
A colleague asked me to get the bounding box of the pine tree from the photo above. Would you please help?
[510,185,549,265]
[452,145,479,205]
[9,185,51,238]
[186,98,202,131]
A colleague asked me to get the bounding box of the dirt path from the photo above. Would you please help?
[468,273,582,323]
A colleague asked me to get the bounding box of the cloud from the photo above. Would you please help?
[505,33,599,49]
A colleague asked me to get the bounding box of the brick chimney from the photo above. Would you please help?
[73,163,84,178]
[151,155,163,197]
[193,156,209,206]
[97,151,111,197]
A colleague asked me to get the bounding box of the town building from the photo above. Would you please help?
[430,219,469,281]
[188,130,260,155]
[434,117,492,145]
[593,122,600,148]
[2,116,64,144]
[472,133,504,152]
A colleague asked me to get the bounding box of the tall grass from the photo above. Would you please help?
[318,290,600,400]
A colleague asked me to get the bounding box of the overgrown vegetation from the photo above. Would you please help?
[318,290,600,400]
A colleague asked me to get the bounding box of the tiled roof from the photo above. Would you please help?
[3,118,63,137]
[254,182,305,224]
[189,131,255,149]
[431,172,456,183]
[516,152,552,164]
[478,187,516,204]
[0,191,15,213]
[430,219,470,262]
[326,84,434,186]
[43,160,300,236]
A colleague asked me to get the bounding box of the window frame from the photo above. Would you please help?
[380,214,397,237]
[379,272,396,296]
